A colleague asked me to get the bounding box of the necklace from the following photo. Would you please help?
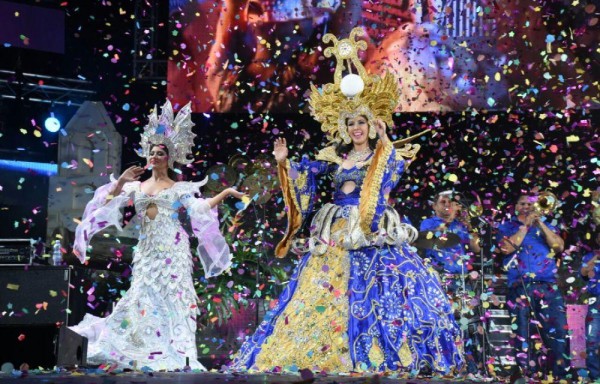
[348,148,372,162]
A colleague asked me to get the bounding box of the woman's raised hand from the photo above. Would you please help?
[118,166,145,185]
[374,119,389,142]
[273,137,288,164]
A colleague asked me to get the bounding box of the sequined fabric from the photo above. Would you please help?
[70,182,222,371]
[232,236,463,373]
[232,145,464,374]
[348,244,463,371]
[254,245,353,371]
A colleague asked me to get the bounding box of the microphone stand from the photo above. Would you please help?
[477,214,489,377]
[464,203,490,377]
[248,197,266,328]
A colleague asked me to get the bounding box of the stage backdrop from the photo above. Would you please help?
[167,0,599,113]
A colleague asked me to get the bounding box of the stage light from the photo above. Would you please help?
[44,113,61,132]
[0,159,58,175]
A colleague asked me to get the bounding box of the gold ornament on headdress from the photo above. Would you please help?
[309,27,399,144]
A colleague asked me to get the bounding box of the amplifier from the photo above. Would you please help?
[0,239,33,266]
[0,266,87,326]
[0,325,87,368]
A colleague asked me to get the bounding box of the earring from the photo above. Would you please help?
[340,126,352,144]
[368,125,377,139]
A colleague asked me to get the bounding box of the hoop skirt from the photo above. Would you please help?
[231,142,464,373]
[70,178,231,370]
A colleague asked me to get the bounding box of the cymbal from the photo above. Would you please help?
[204,164,238,193]
[412,231,461,250]
[240,171,279,205]
[228,154,251,173]
[254,153,277,175]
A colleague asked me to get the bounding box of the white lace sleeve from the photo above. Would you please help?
[174,179,232,278]
[73,176,138,263]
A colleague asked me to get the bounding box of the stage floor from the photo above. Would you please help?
[0,371,505,384]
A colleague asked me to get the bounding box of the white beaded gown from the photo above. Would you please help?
[70,178,231,371]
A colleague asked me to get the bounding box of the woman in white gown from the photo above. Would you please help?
[70,100,244,371]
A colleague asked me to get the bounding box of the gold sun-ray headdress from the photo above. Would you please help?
[309,28,400,144]
[138,99,196,169]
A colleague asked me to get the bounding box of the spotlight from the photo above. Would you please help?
[44,113,61,132]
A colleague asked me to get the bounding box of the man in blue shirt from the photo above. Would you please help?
[420,191,481,375]
[497,193,569,379]
[581,230,600,382]
[420,191,481,292]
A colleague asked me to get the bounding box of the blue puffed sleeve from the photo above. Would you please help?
[275,156,333,257]
[288,156,331,220]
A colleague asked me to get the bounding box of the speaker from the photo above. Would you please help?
[0,325,87,368]
[0,266,89,368]
[0,266,87,326]
[0,325,56,368]
[56,326,87,367]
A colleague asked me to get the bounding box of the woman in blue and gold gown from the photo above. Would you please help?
[231,28,464,374]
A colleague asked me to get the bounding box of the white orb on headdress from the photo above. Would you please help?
[340,73,364,98]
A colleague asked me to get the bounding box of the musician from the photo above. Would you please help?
[419,190,482,375]
[420,191,481,289]
[497,193,569,379]
[580,230,600,382]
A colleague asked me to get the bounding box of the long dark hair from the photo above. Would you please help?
[334,116,378,157]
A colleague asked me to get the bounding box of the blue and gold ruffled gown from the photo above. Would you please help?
[231,141,464,373]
